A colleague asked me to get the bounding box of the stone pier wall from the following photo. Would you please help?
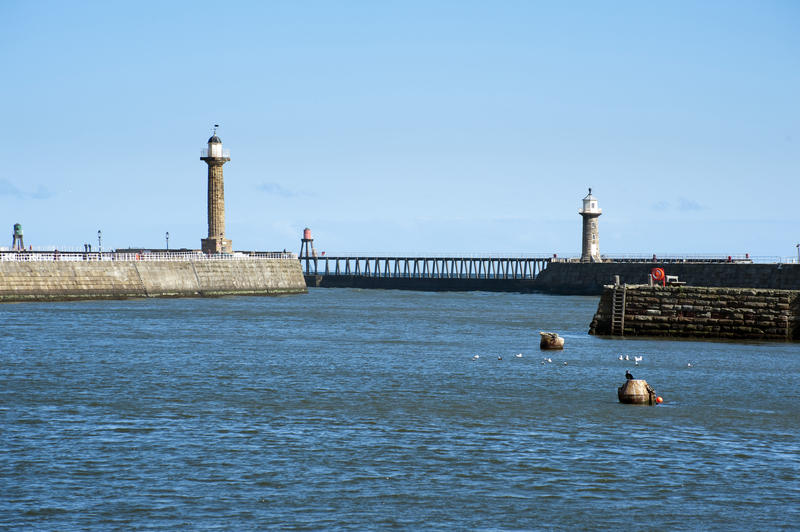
[304,262,800,294]
[589,285,800,341]
[0,259,306,302]
[535,262,800,295]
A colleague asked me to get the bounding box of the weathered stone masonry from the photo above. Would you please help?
[0,259,307,302]
[535,262,800,295]
[589,285,800,341]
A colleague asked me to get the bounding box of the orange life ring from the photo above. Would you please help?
[651,267,665,281]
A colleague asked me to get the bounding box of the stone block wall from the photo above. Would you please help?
[0,262,145,301]
[135,262,200,296]
[0,259,306,302]
[535,262,800,294]
[192,260,307,295]
[589,285,800,340]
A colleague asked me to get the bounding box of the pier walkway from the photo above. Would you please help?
[300,255,552,280]
[298,254,798,293]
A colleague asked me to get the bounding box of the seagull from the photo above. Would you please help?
[634,356,643,363]
[497,356,503,360]
[546,358,552,363]
[515,353,523,358]
[618,355,624,361]
[687,362,693,368]
[625,355,630,361]
[563,361,568,365]
[472,355,480,360]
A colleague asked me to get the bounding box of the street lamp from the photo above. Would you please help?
[97,230,102,253]
[166,232,170,251]
[796,243,799,264]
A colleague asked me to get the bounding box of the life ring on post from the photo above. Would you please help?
[651,267,665,286]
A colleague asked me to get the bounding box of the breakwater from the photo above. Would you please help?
[0,257,306,302]
[304,261,800,294]
[536,262,800,294]
[589,285,800,341]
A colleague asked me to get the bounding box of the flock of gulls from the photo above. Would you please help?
[471,352,695,368]
[618,354,694,368]
[471,353,568,365]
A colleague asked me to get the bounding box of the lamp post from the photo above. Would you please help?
[97,230,102,253]
[166,232,170,251]
[796,243,799,264]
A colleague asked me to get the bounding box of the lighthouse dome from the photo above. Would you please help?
[208,135,222,144]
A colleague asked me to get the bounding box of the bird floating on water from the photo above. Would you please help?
[687,362,693,368]
[634,356,643,363]
[515,353,523,358]
[472,355,480,360]
[618,354,624,361]
[497,356,503,360]
[625,355,630,361]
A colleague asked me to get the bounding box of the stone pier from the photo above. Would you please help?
[590,285,800,341]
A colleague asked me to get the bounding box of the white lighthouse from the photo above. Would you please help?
[579,188,602,262]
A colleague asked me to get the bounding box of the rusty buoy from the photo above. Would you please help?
[618,379,657,405]
[539,332,564,350]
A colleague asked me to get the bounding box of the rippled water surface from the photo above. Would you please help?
[1,289,798,530]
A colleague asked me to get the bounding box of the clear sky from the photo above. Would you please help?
[2,1,798,257]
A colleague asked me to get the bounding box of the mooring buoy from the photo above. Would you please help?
[618,378,657,405]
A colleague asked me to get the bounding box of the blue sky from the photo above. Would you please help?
[1,1,798,257]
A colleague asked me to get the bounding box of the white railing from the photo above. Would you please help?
[310,252,799,265]
[200,148,231,158]
[319,252,558,259]
[0,249,794,265]
[0,251,296,262]
[597,254,793,264]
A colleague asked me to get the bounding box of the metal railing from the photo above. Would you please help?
[307,252,797,264]
[593,254,794,264]
[313,252,558,259]
[200,148,231,158]
[0,251,296,262]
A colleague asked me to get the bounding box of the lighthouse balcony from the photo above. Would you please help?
[579,207,602,214]
[200,148,231,158]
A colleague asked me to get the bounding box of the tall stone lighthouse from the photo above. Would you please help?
[579,188,602,262]
[200,128,232,254]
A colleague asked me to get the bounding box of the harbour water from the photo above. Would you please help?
[1,289,798,530]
